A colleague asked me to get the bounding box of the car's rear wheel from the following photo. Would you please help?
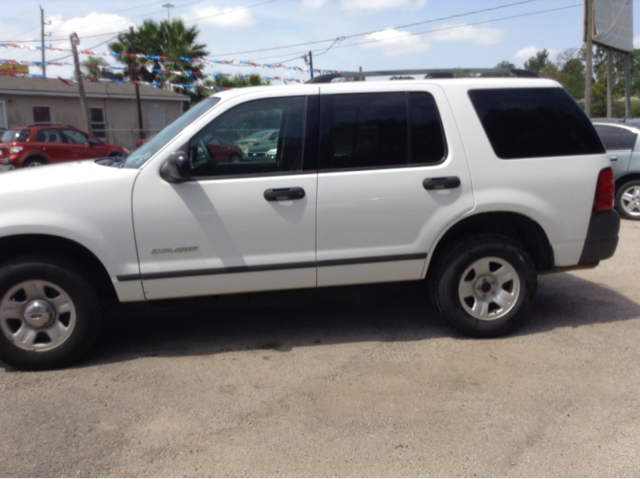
[229,153,242,163]
[615,180,640,220]
[432,235,537,337]
[22,156,48,168]
[0,256,103,370]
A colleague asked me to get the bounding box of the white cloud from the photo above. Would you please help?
[362,28,430,56]
[181,6,257,28]
[48,13,132,42]
[514,45,560,62]
[429,24,504,46]
[300,0,329,9]
[634,36,640,48]
[340,0,427,12]
[514,46,540,60]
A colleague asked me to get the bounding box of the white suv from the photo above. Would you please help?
[0,69,620,370]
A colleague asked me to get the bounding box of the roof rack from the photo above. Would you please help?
[307,68,537,84]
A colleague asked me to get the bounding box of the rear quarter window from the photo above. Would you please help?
[1,129,30,142]
[469,88,605,159]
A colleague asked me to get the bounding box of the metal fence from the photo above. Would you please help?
[93,129,161,151]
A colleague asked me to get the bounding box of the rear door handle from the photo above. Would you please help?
[423,176,461,190]
[264,187,306,201]
[609,155,618,161]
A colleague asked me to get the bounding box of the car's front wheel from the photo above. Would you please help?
[615,180,640,220]
[22,156,48,167]
[432,236,537,337]
[0,256,103,370]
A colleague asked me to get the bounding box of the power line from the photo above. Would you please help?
[0,0,58,29]
[329,4,583,52]
[230,3,581,66]
[207,0,555,57]
[48,0,280,39]
[1,0,280,43]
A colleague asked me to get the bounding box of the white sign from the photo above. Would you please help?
[592,0,634,52]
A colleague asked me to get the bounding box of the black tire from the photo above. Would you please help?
[431,235,537,337]
[21,156,48,168]
[229,153,242,163]
[0,255,103,370]
[107,151,124,157]
[615,180,640,220]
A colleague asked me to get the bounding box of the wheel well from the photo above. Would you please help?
[0,234,117,302]
[21,154,49,166]
[615,173,640,191]
[429,212,554,273]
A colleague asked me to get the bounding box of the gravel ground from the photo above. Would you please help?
[1,220,639,477]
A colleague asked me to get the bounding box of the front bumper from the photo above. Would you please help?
[578,210,621,265]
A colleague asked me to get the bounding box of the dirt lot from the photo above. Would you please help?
[1,220,639,477]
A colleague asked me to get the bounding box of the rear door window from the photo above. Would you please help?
[618,129,638,151]
[319,91,446,170]
[36,129,65,143]
[469,88,605,159]
[593,125,622,150]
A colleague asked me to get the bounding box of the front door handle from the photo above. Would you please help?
[423,176,461,190]
[264,187,306,201]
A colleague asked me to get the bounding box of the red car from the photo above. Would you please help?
[137,134,244,163]
[0,126,127,168]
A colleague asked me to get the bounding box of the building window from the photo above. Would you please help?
[0,101,7,131]
[90,108,106,138]
[33,106,51,125]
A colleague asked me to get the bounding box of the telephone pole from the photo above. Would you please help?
[40,6,51,76]
[584,0,593,117]
[70,32,92,134]
[130,27,145,141]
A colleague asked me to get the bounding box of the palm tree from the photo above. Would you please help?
[81,56,111,79]
[109,19,208,100]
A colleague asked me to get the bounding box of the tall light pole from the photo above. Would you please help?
[162,3,174,22]
[40,6,51,76]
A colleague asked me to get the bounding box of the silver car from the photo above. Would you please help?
[592,119,640,220]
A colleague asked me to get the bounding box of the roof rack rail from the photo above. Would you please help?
[307,68,537,84]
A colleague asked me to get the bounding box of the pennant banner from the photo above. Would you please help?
[0,43,344,76]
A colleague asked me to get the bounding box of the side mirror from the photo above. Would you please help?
[160,151,191,183]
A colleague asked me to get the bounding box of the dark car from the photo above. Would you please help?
[0,126,127,168]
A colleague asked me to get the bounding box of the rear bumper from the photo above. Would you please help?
[578,210,620,265]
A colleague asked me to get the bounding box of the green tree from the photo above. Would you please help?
[557,58,585,100]
[109,19,208,101]
[591,61,626,117]
[204,74,270,92]
[524,49,551,75]
[81,56,110,79]
[494,60,516,69]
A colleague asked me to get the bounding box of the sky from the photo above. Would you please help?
[1,0,639,84]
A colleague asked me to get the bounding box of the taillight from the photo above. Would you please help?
[594,168,615,212]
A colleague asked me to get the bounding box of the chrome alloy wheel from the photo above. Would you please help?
[620,185,640,218]
[458,256,521,321]
[0,280,77,351]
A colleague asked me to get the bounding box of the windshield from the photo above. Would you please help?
[123,97,221,169]
[1,129,30,143]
